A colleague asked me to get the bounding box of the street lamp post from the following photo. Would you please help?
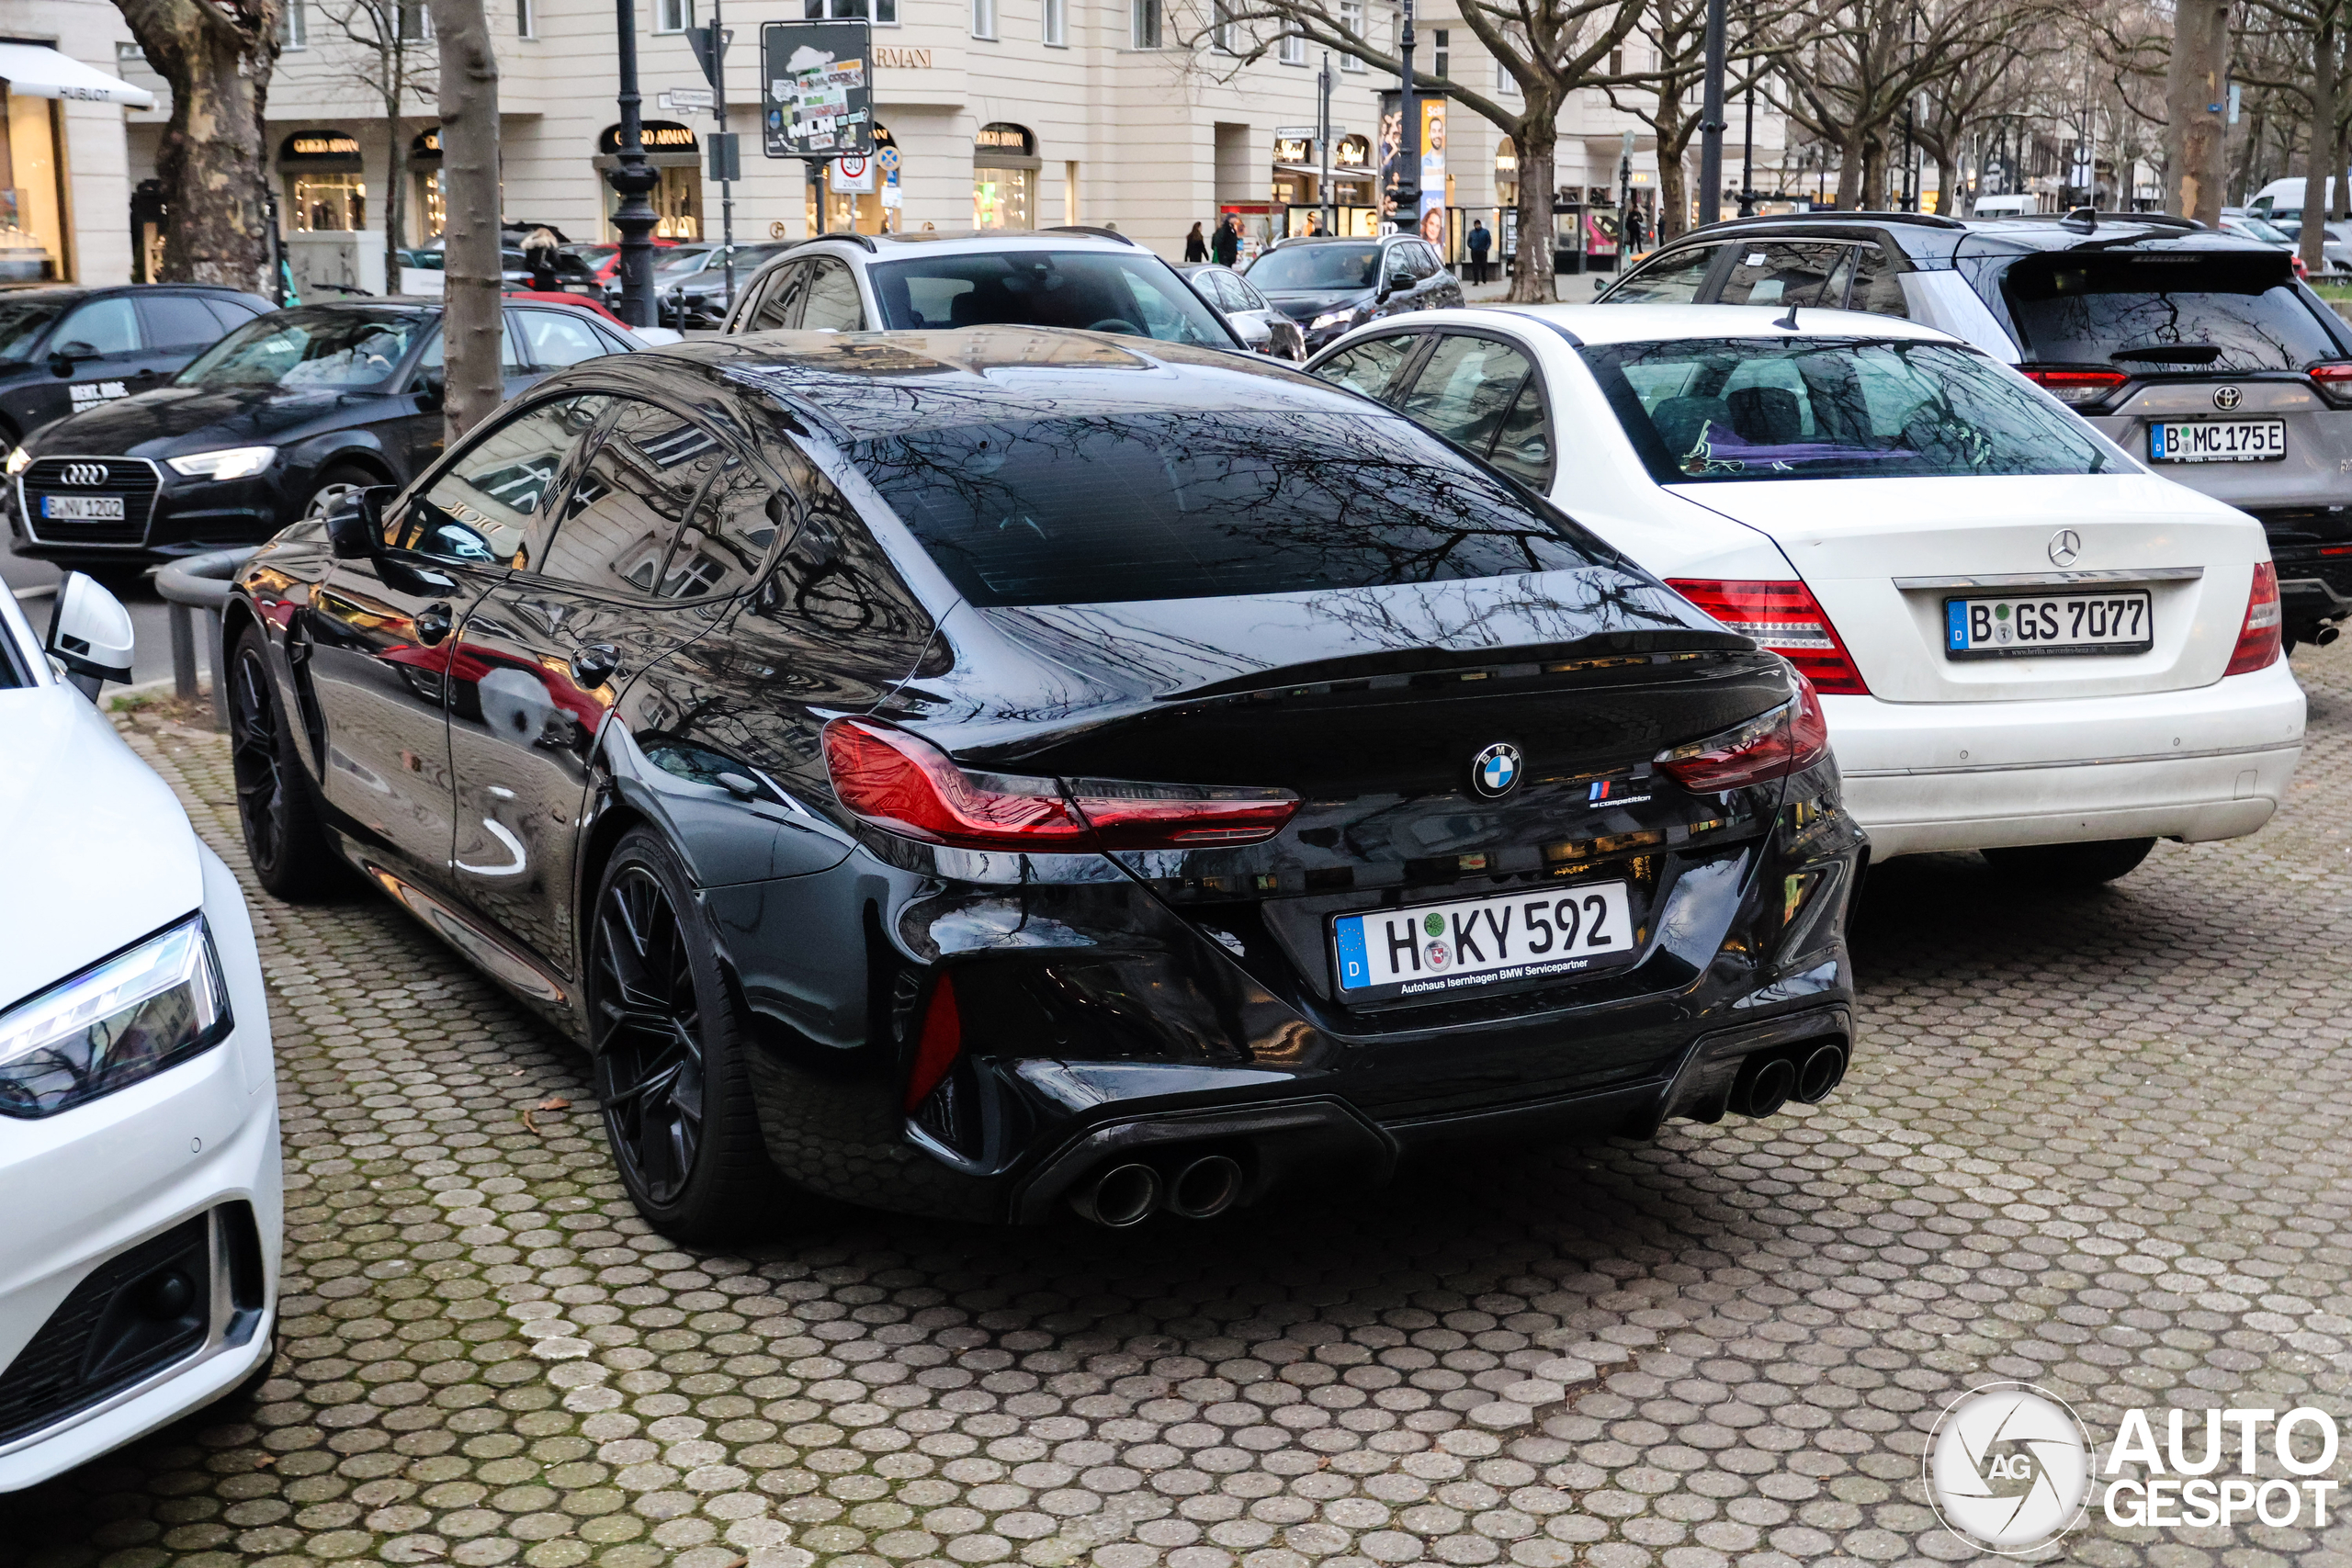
[1391,0,1420,232]
[1697,0,1727,226]
[606,0,662,328]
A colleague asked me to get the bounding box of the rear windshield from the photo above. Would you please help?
[851,409,1605,606]
[867,251,1236,348]
[1246,244,1384,292]
[1999,251,2342,370]
[1584,337,2114,484]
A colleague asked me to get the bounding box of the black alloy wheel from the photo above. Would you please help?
[226,634,335,900]
[589,829,786,1239]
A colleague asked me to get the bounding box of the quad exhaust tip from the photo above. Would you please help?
[1071,1162,1161,1227]
[1071,1153,1246,1225]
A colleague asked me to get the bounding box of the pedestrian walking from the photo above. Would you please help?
[1466,219,1491,284]
[1184,221,1209,264]
[1210,215,1240,267]
[523,226,562,291]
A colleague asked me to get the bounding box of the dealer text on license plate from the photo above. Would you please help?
[40,494,124,521]
[1334,882,1636,997]
[2148,419,2286,462]
[1945,591,2154,658]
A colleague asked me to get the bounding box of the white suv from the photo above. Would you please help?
[716,228,1246,352]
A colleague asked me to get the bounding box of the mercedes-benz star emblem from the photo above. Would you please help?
[2047,528,2082,568]
[2213,385,2243,411]
[1470,742,1522,799]
[62,462,107,487]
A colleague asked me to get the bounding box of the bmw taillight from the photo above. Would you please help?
[2225,560,2284,676]
[2021,367,2129,408]
[2309,361,2352,406]
[1667,579,1871,695]
[822,718,1299,852]
[1656,675,1832,792]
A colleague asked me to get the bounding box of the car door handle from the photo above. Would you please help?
[413,602,454,646]
[570,643,620,688]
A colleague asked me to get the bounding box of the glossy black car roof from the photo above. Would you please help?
[628,326,1367,442]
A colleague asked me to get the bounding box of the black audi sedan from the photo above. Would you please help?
[1245,234,1464,353]
[7,298,636,577]
[0,283,270,458]
[220,325,1862,1241]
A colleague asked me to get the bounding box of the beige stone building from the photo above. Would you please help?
[6,0,1785,283]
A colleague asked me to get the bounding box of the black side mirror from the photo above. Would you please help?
[324,484,394,558]
[414,366,446,408]
[48,341,96,378]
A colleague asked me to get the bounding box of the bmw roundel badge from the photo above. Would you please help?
[1471,741,1522,799]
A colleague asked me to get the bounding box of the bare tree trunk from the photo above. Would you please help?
[116,0,279,290]
[1657,146,1690,241]
[383,39,408,296]
[1836,132,1867,207]
[2163,0,2231,223]
[428,0,502,441]
[2305,19,2335,276]
[1509,107,1559,303]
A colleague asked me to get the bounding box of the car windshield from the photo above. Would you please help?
[1583,337,2115,484]
[851,409,1605,607]
[175,310,426,389]
[655,248,716,279]
[2233,218,2292,244]
[1998,250,2342,371]
[867,251,1236,346]
[1246,244,1383,292]
[0,297,65,361]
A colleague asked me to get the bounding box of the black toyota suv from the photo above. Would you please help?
[1602,211,2352,649]
[0,284,272,459]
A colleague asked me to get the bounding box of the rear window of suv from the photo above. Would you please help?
[850,409,1607,606]
[1999,251,2344,371]
[867,251,1237,349]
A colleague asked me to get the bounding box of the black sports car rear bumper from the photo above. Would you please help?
[709,761,1864,1226]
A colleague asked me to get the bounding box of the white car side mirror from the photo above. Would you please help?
[46,571,134,699]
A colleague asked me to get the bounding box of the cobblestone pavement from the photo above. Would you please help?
[8,649,2352,1568]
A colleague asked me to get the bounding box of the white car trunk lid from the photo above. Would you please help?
[1676,474,2267,703]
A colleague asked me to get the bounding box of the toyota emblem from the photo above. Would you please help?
[61,462,107,487]
[2048,528,2082,568]
[2213,385,2243,411]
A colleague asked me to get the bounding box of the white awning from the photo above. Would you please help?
[0,44,155,108]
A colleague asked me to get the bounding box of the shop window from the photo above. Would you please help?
[291,172,368,232]
[651,167,701,238]
[974,167,1031,230]
[656,0,692,31]
[0,87,71,282]
[805,0,897,23]
[1338,0,1363,68]
[1133,0,1161,48]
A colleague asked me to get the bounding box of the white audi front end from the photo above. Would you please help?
[0,581,280,1493]
[1306,304,2305,878]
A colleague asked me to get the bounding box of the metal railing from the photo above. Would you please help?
[153,548,259,732]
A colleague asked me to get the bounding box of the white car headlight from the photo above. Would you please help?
[0,916,232,1118]
[166,446,277,481]
[1311,310,1358,331]
[5,446,29,477]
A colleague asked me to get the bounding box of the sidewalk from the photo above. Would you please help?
[1461,273,1612,305]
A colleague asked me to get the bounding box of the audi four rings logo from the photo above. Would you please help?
[61,462,107,486]
[2048,528,2082,568]
[2214,385,2244,411]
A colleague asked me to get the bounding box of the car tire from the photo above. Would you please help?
[299,464,378,526]
[1981,837,2157,886]
[588,827,796,1242]
[226,630,340,901]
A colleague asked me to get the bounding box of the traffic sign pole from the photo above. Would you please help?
[687,11,737,315]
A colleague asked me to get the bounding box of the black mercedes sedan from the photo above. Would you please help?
[220,325,1862,1241]
[1245,235,1465,353]
[6,298,636,577]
